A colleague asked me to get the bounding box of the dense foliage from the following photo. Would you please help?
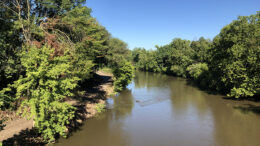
[17,46,76,141]
[133,12,260,98]
[106,38,134,91]
[132,38,201,77]
[209,13,260,98]
[0,3,22,89]
[0,0,133,142]
[0,0,258,142]
[112,61,134,92]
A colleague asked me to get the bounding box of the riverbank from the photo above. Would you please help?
[1,71,114,145]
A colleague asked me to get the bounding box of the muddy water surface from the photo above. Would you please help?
[56,71,260,146]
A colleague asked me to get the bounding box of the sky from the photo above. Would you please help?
[86,0,259,50]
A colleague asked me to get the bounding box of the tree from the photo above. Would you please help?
[61,6,110,66]
[0,1,23,89]
[106,38,131,64]
[209,12,260,98]
[190,37,211,63]
[0,0,135,142]
[1,45,78,141]
[105,38,134,91]
[113,60,134,92]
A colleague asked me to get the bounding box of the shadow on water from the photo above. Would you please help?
[55,88,134,146]
[223,96,260,102]
[185,79,222,95]
[113,89,134,119]
[65,73,114,137]
[233,104,260,115]
[185,78,260,103]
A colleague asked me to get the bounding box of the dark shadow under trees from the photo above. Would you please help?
[233,104,260,115]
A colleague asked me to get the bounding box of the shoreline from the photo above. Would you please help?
[1,71,114,145]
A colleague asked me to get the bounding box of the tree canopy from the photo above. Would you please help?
[132,12,260,98]
[0,0,134,141]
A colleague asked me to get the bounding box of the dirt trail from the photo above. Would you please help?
[0,119,33,142]
[0,71,113,143]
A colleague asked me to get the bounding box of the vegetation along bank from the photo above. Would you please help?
[132,12,260,99]
[0,0,134,144]
[0,0,259,144]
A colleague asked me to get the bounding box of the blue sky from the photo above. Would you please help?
[86,0,259,50]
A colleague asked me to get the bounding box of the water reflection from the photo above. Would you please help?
[112,89,134,119]
[56,111,130,146]
[205,95,260,146]
[169,76,211,118]
[56,71,260,146]
[56,89,134,146]
[134,71,169,88]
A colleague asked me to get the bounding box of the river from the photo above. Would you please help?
[56,71,260,146]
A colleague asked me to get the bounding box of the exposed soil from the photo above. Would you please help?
[0,71,113,145]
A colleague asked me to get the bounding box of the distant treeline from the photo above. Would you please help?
[132,12,260,99]
[0,0,133,142]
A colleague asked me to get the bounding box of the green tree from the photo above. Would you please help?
[105,38,134,91]
[131,12,259,99]
[167,38,194,77]
[33,0,86,17]
[113,60,135,92]
[209,12,260,98]
[186,63,209,87]
[106,38,131,64]
[0,0,135,142]
[132,48,144,64]
[61,6,110,66]
[190,37,211,62]
[1,45,78,141]
[0,2,23,89]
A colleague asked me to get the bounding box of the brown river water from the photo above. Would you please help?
[56,71,260,146]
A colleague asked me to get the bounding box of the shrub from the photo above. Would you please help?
[113,61,134,92]
[2,45,78,141]
[186,63,209,80]
[170,65,186,77]
[96,103,105,113]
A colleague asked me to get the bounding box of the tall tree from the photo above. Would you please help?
[190,37,211,63]
[106,38,131,65]
[0,1,23,88]
[209,12,260,98]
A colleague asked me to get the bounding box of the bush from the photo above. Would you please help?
[170,65,186,77]
[186,63,208,80]
[1,45,78,141]
[113,61,134,92]
[95,103,105,113]
[0,89,15,110]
